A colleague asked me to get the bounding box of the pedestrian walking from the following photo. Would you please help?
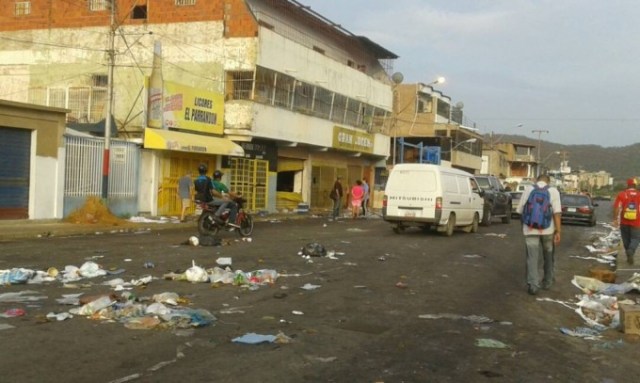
[516,174,562,295]
[178,170,193,222]
[350,180,364,219]
[361,178,370,216]
[329,176,344,220]
[613,178,640,265]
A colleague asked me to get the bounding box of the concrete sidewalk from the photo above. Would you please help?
[0,211,325,242]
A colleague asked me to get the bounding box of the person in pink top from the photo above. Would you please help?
[350,180,364,219]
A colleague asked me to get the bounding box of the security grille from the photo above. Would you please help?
[88,0,109,11]
[228,158,268,212]
[28,86,108,123]
[15,1,31,16]
[175,0,196,5]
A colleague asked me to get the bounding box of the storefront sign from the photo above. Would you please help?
[332,126,374,154]
[145,78,224,135]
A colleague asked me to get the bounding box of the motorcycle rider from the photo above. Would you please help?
[193,164,214,203]
[211,170,241,227]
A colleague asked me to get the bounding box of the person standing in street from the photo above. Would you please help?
[613,178,640,265]
[178,170,193,222]
[516,174,562,295]
[350,180,364,219]
[330,176,344,220]
[361,178,370,217]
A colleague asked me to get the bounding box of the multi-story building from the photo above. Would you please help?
[0,0,396,216]
[391,82,482,175]
[483,141,538,183]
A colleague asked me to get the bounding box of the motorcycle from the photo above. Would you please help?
[197,197,254,237]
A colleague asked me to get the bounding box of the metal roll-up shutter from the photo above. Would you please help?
[0,127,31,219]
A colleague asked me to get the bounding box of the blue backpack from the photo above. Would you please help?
[521,185,553,229]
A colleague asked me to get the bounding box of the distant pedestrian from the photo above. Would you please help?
[613,178,640,265]
[361,178,370,216]
[516,174,562,295]
[330,176,344,220]
[178,171,193,222]
[350,180,364,219]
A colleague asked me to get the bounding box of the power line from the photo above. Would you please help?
[0,35,106,52]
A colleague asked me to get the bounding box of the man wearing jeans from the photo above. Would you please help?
[516,174,562,295]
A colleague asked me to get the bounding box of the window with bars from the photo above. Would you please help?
[88,0,109,11]
[28,86,108,123]
[175,0,196,5]
[225,71,254,101]
[15,1,31,16]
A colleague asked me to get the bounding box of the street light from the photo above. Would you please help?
[428,76,446,86]
[532,129,549,176]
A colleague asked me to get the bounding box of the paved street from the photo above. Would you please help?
[1,203,640,382]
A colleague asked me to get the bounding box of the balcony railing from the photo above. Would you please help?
[513,154,536,163]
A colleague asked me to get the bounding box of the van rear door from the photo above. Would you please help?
[385,168,437,220]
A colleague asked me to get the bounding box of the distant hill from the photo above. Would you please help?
[485,134,640,182]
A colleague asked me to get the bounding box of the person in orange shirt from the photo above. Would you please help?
[613,178,640,265]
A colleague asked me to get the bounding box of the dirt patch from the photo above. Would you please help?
[63,196,124,225]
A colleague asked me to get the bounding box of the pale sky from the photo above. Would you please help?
[301,0,640,147]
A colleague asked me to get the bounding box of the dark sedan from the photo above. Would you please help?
[560,193,598,226]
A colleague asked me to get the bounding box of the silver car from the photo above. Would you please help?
[509,191,523,217]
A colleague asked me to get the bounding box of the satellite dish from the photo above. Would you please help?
[455,101,464,109]
[391,72,404,85]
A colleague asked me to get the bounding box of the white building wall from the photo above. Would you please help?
[257,29,392,110]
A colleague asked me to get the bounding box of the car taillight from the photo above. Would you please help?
[435,197,442,210]
[578,206,592,214]
[382,195,387,207]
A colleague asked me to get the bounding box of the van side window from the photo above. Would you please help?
[457,176,470,194]
[443,175,458,193]
[470,179,480,193]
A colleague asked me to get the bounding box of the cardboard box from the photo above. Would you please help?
[589,267,616,283]
[619,304,640,335]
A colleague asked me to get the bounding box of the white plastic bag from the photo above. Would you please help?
[185,260,208,283]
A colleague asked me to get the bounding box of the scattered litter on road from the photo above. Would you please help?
[572,275,640,295]
[143,262,155,269]
[475,338,509,348]
[300,283,321,290]
[419,313,496,324]
[0,290,47,303]
[185,260,209,282]
[55,293,83,305]
[46,312,73,321]
[299,242,327,257]
[232,331,291,345]
[559,327,602,340]
[292,310,304,315]
[484,233,507,238]
[395,281,408,289]
[463,254,485,258]
[0,323,15,331]
[304,355,337,363]
[216,257,232,268]
[1,308,26,318]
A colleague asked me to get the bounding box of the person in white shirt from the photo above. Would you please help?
[516,174,562,295]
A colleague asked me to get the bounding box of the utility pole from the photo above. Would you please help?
[532,129,549,177]
[102,0,116,200]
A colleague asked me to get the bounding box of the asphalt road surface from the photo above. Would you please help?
[1,201,640,383]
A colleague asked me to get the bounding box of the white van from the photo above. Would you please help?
[382,164,484,236]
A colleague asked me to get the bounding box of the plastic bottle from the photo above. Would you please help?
[147,40,164,129]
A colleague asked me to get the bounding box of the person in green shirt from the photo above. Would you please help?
[211,170,241,227]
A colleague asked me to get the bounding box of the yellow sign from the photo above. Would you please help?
[332,126,374,154]
[145,78,224,135]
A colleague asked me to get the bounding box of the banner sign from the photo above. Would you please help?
[331,126,374,154]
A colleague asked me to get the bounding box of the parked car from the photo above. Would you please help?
[382,164,484,236]
[560,193,598,226]
[508,191,523,217]
[474,175,512,226]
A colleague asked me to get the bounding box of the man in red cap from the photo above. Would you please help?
[614,178,640,264]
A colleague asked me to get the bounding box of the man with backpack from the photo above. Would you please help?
[613,178,640,265]
[516,174,562,295]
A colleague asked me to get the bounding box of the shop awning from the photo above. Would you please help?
[143,128,244,156]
